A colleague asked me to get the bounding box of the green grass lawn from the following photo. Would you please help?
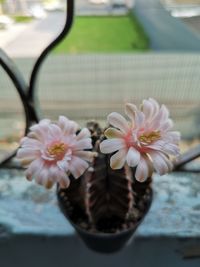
[54,15,149,54]
[12,16,33,23]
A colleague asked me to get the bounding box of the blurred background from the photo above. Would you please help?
[1,0,200,163]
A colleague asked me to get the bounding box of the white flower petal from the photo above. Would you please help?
[126,147,140,167]
[39,119,51,125]
[135,156,151,182]
[125,103,137,122]
[48,165,60,183]
[17,148,39,159]
[68,120,79,134]
[66,121,79,135]
[74,138,92,150]
[30,119,50,136]
[149,151,172,175]
[69,156,89,178]
[58,172,70,189]
[58,116,70,129]
[58,116,79,135]
[163,143,180,156]
[135,110,145,128]
[104,128,124,139]
[159,119,174,132]
[27,131,40,140]
[25,159,44,181]
[29,125,47,142]
[125,104,144,128]
[160,104,169,121]
[151,105,169,129]
[76,128,91,141]
[110,149,127,169]
[164,131,181,144]
[73,151,97,162]
[48,124,62,139]
[149,98,159,116]
[34,174,43,185]
[38,168,54,189]
[19,157,36,167]
[29,120,50,135]
[147,140,165,151]
[57,159,69,172]
[107,112,129,133]
[24,170,33,181]
[20,137,41,149]
[100,138,126,154]
[142,99,154,120]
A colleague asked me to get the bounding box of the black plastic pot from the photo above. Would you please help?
[57,189,153,254]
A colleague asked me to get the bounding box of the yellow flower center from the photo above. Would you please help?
[139,131,161,144]
[48,142,66,157]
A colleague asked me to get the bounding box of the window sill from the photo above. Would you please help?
[0,168,200,266]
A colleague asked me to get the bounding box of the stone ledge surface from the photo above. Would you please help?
[0,236,200,267]
[0,168,200,239]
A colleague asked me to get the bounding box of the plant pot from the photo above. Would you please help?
[57,187,153,254]
[56,121,153,253]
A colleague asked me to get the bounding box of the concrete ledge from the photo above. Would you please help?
[0,169,200,265]
[0,236,200,267]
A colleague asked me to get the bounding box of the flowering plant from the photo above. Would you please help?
[17,116,96,189]
[17,98,180,237]
[100,98,180,182]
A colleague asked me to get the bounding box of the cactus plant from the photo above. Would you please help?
[17,98,180,252]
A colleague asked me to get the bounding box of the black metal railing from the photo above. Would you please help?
[0,0,199,170]
[0,0,74,166]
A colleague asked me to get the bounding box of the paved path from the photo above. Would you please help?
[134,0,200,50]
[1,0,200,56]
[0,11,65,58]
[0,23,28,48]
[0,3,127,58]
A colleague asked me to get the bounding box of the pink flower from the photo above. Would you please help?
[17,116,95,189]
[100,98,180,182]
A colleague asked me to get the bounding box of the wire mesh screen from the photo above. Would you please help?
[35,53,200,139]
[1,0,200,164]
[0,66,25,162]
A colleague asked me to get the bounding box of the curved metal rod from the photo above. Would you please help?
[173,144,200,170]
[0,0,74,166]
[1,0,200,170]
[28,0,74,121]
[0,48,29,165]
